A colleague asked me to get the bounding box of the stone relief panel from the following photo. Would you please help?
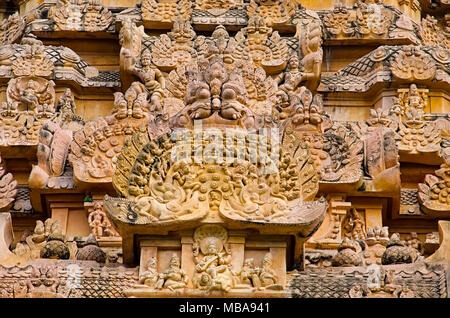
[68,84,153,185]
[48,0,114,32]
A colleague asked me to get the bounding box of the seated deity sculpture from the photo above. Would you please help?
[193,237,233,292]
[405,84,425,118]
[20,80,40,113]
[131,49,165,112]
[258,253,282,290]
[156,254,188,291]
[138,258,159,288]
[233,258,261,289]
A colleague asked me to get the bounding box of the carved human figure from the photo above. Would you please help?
[156,254,188,291]
[193,238,233,292]
[258,253,282,290]
[21,80,40,113]
[235,258,261,288]
[57,88,78,122]
[88,202,113,238]
[131,49,165,112]
[405,84,425,117]
[277,56,304,116]
[138,257,158,287]
[345,208,366,240]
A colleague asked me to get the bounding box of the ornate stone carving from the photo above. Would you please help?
[323,2,397,40]
[13,219,71,261]
[12,44,54,78]
[195,0,238,11]
[247,0,296,27]
[331,238,363,267]
[13,266,68,298]
[69,85,152,185]
[192,225,233,292]
[363,226,389,266]
[320,46,450,93]
[88,201,119,239]
[390,46,436,81]
[156,254,188,291]
[397,111,441,156]
[420,15,450,51]
[381,233,418,265]
[151,18,197,72]
[397,84,428,119]
[0,77,56,146]
[138,257,159,287]
[28,89,83,189]
[323,4,356,38]
[0,12,26,45]
[295,18,323,91]
[418,142,450,216]
[233,16,288,74]
[141,0,192,28]
[48,0,113,32]
[258,253,282,290]
[354,1,393,37]
[343,208,366,240]
[76,234,107,263]
[348,265,413,298]
[0,155,18,212]
[281,93,364,186]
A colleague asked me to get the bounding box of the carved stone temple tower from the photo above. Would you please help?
[0,0,448,299]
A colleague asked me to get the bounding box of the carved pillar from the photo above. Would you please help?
[228,233,245,274]
[270,245,286,288]
[50,205,69,235]
[180,234,194,289]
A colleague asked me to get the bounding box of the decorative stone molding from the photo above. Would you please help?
[390,46,436,81]
[48,0,113,32]
[0,262,139,298]
[87,201,119,239]
[12,219,71,262]
[247,0,297,28]
[322,2,419,43]
[319,45,450,93]
[141,0,192,29]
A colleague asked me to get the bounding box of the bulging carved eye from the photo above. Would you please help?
[222,88,235,100]
[197,88,210,99]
